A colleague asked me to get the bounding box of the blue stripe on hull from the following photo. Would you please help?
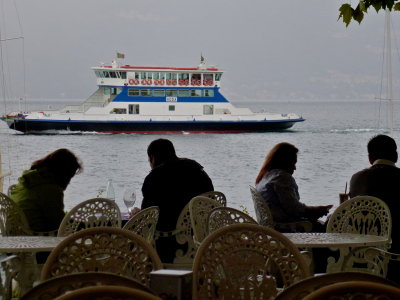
[112,86,229,103]
[10,118,304,134]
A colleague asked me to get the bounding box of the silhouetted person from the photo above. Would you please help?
[10,148,82,232]
[349,134,400,283]
[140,139,213,263]
[255,142,332,231]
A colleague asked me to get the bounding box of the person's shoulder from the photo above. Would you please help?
[264,169,294,184]
[176,158,203,169]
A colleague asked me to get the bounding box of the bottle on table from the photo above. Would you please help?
[106,179,115,201]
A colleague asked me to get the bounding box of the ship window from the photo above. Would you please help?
[191,74,201,80]
[204,74,213,81]
[178,90,190,97]
[204,89,214,97]
[95,71,101,78]
[215,74,222,81]
[154,89,165,97]
[153,72,159,80]
[120,72,127,79]
[160,73,165,79]
[169,105,175,111]
[110,87,121,95]
[141,89,152,96]
[166,90,177,97]
[147,72,153,79]
[166,73,171,80]
[110,72,117,78]
[171,73,177,80]
[140,72,146,79]
[111,108,127,114]
[104,72,110,78]
[178,73,189,80]
[129,104,139,114]
[135,72,140,79]
[191,89,202,97]
[203,105,214,115]
[128,89,139,96]
[103,87,110,95]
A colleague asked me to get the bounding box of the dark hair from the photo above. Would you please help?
[147,139,178,167]
[368,134,398,162]
[31,148,82,190]
[255,142,298,184]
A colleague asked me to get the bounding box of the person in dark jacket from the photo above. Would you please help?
[349,134,400,283]
[10,148,82,233]
[139,139,214,263]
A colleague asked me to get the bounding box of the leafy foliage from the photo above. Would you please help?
[339,0,400,26]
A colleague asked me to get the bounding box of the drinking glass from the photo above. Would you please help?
[123,188,136,212]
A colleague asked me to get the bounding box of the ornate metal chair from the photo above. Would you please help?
[6,184,16,197]
[207,206,258,234]
[275,271,398,300]
[154,202,196,269]
[249,186,312,232]
[342,247,400,279]
[303,281,400,300]
[57,198,122,237]
[41,227,163,287]
[189,196,222,245]
[200,191,227,206]
[54,286,162,300]
[0,192,31,236]
[326,196,392,273]
[192,223,311,300]
[21,272,155,300]
[0,192,58,236]
[122,206,159,244]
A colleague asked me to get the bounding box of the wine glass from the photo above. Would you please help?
[123,188,136,213]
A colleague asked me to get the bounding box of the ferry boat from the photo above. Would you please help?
[6,59,304,133]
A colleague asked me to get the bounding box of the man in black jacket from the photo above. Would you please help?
[349,134,400,283]
[140,138,214,263]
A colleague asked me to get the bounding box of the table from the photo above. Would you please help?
[284,232,389,248]
[283,232,390,273]
[0,236,65,295]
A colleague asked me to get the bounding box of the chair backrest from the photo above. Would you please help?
[53,286,162,300]
[189,196,222,244]
[326,196,392,273]
[6,185,17,197]
[327,196,392,237]
[122,206,159,244]
[192,223,310,300]
[207,206,258,234]
[57,198,122,237]
[0,192,31,236]
[154,201,196,269]
[21,272,155,300]
[249,185,274,227]
[303,281,400,300]
[275,271,399,300]
[199,191,227,206]
[41,227,163,287]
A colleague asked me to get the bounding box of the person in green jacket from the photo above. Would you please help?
[10,148,82,233]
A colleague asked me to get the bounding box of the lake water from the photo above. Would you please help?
[0,98,397,218]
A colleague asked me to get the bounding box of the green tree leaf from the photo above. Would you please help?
[339,4,354,26]
[394,2,400,10]
[372,2,382,12]
[353,5,365,23]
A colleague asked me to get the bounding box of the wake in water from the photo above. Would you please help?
[330,128,390,134]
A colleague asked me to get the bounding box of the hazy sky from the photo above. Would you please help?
[1,0,398,102]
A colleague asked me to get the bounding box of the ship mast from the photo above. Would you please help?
[385,9,394,134]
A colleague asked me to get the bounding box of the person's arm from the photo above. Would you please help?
[37,185,65,232]
[141,173,158,209]
[273,173,306,219]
